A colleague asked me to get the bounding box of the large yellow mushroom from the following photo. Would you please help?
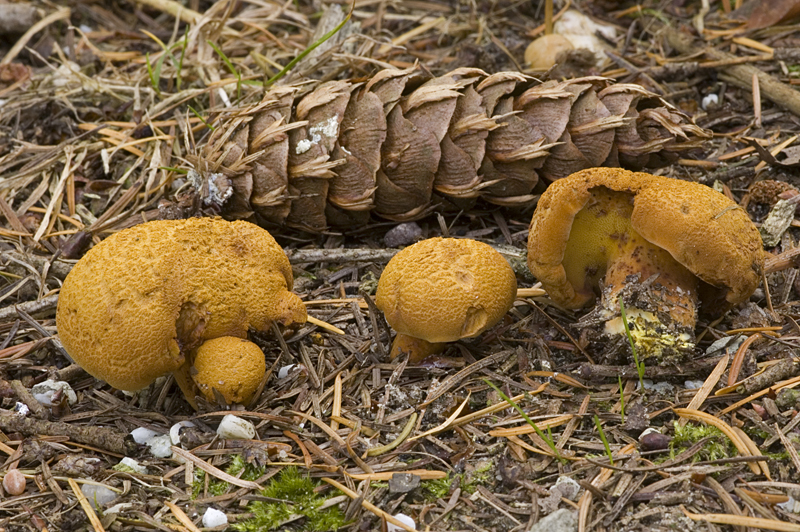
[528,168,764,361]
[56,218,306,408]
[376,237,518,363]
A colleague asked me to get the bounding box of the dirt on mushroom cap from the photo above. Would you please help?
[375,237,517,343]
[56,218,306,392]
[528,167,765,312]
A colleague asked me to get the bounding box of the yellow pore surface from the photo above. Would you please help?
[376,238,517,343]
[56,218,306,392]
[562,188,697,304]
[192,337,266,405]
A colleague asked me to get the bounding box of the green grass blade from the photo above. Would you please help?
[482,379,561,460]
[264,0,354,88]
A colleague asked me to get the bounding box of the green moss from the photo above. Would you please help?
[670,421,735,462]
[234,467,346,531]
[422,475,451,500]
[190,455,266,499]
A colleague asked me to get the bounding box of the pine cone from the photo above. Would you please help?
[193,67,710,232]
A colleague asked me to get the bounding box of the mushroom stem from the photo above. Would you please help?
[390,333,446,363]
[172,360,199,410]
[563,187,699,358]
[599,235,700,357]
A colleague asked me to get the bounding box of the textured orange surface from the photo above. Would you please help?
[192,337,266,405]
[56,218,306,391]
[528,167,764,312]
[376,237,517,343]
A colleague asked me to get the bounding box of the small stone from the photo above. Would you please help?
[130,427,158,444]
[277,364,296,380]
[14,402,29,416]
[202,507,229,528]
[113,457,147,475]
[170,421,196,445]
[530,508,578,532]
[552,476,580,500]
[384,223,422,248]
[639,428,670,451]
[701,93,719,110]
[130,427,172,458]
[3,469,26,495]
[387,513,416,531]
[388,473,421,493]
[31,379,78,406]
[81,483,118,509]
[217,414,255,440]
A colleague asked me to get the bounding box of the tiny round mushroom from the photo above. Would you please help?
[56,218,307,409]
[376,238,517,363]
[528,167,764,361]
[524,34,575,70]
[192,337,266,405]
[3,469,26,496]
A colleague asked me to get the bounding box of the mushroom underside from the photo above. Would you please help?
[562,187,715,361]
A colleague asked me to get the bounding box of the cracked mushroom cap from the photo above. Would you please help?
[56,218,306,392]
[375,237,517,343]
[527,167,764,312]
[192,337,266,405]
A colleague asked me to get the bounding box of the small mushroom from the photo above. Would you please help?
[524,34,574,70]
[192,337,266,405]
[376,238,517,362]
[57,218,306,408]
[528,168,764,361]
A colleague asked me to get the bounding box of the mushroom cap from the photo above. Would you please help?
[192,337,266,405]
[524,34,575,70]
[375,238,518,343]
[56,218,306,392]
[528,167,764,310]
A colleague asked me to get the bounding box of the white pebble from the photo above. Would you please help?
[130,427,159,444]
[130,427,173,458]
[170,421,196,445]
[277,364,296,379]
[14,402,29,416]
[118,457,147,475]
[701,93,719,110]
[217,414,255,440]
[202,507,229,528]
[388,513,416,531]
[146,435,174,458]
[31,379,78,406]
[684,380,705,390]
[81,483,118,509]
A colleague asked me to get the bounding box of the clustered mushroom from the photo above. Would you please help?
[528,167,764,361]
[375,237,518,363]
[56,218,306,408]
[57,167,767,405]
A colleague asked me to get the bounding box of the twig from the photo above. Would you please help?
[663,26,800,118]
[0,411,138,455]
[134,0,201,25]
[0,295,59,322]
[10,380,49,420]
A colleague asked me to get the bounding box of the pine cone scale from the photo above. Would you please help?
[196,68,711,230]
